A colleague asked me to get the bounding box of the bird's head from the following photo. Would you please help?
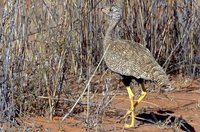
[101,5,122,21]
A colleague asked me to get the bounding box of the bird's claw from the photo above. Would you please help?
[120,110,132,120]
[120,110,135,128]
[124,123,134,128]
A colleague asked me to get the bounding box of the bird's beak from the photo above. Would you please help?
[101,8,106,12]
[100,7,108,14]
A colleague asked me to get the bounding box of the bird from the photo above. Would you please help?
[101,5,173,128]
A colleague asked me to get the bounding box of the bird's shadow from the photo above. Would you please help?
[135,110,195,132]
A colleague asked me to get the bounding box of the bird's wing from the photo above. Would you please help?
[104,40,162,80]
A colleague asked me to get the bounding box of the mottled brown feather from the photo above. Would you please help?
[102,6,173,91]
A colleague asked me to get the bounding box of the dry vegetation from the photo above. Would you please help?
[0,0,199,131]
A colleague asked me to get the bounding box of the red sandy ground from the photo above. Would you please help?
[25,92,200,131]
[5,76,200,131]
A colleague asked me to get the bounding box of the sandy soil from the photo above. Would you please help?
[24,91,200,132]
[6,75,200,132]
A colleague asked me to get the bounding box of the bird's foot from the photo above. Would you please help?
[120,110,131,120]
[124,123,134,129]
[120,110,135,128]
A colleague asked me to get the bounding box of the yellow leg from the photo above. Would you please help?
[123,82,147,128]
[124,86,135,128]
[134,82,147,107]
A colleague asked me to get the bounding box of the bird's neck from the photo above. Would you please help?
[103,19,119,49]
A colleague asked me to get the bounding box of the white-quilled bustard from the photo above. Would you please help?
[102,6,173,128]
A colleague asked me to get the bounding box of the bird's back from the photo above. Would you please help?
[104,39,171,89]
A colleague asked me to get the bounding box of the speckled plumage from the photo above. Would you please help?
[102,6,172,91]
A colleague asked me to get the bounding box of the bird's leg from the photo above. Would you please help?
[123,86,135,128]
[121,82,147,128]
[134,82,147,107]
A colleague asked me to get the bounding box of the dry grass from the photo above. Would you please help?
[0,0,199,129]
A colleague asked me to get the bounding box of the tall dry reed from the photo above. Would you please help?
[0,0,199,127]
